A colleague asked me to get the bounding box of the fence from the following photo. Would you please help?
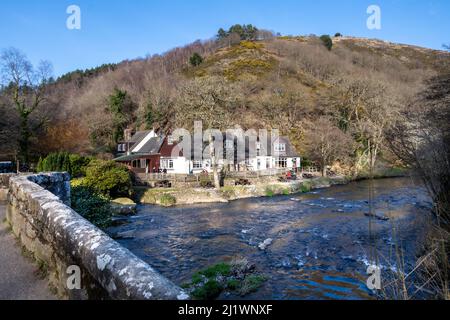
[134,168,295,185]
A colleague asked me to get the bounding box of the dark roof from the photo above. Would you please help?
[137,135,166,154]
[114,154,144,162]
[130,131,151,144]
[264,136,300,158]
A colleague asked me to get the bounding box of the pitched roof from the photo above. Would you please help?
[136,135,166,154]
[129,131,151,144]
[263,136,300,158]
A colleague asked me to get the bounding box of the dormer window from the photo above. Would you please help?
[274,143,286,153]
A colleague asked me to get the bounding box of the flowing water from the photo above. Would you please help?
[108,178,433,300]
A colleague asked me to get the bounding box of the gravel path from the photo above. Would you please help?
[0,202,57,300]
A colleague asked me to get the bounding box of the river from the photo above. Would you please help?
[108,177,433,300]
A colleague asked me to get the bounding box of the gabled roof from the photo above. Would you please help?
[114,131,166,162]
[136,135,166,154]
[261,136,300,158]
[129,131,151,144]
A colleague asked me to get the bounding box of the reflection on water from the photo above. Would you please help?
[108,178,432,300]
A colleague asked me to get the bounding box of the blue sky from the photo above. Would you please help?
[1,0,449,77]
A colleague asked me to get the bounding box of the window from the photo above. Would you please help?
[275,157,288,168]
[161,159,174,170]
[274,143,286,153]
[193,161,203,169]
[118,144,126,152]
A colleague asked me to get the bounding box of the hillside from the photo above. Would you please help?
[2,33,449,165]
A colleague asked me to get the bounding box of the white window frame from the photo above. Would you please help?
[275,157,288,168]
[161,159,174,170]
[274,143,286,153]
[193,160,203,169]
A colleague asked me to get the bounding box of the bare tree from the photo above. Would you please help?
[324,78,398,176]
[174,77,242,189]
[0,47,53,164]
[388,73,450,299]
[303,117,354,176]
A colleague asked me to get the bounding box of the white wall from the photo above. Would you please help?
[161,156,301,174]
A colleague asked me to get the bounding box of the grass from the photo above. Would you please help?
[238,275,267,296]
[220,186,237,199]
[160,194,176,207]
[197,263,232,278]
[35,260,49,279]
[224,58,276,81]
[265,186,275,197]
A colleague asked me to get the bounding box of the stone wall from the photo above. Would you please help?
[3,173,188,300]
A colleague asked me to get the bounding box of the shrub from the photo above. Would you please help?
[160,194,176,207]
[184,261,267,300]
[300,181,312,193]
[37,152,72,174]
[192,280,222,300]
[265,186,275,197]
[84,160,132,198]
[334,32,343,37]
[320,35,333,51]
[238,275,267,296]
[69,154,93,178]
[37,152,92,178]
[189,53,204,67]
[198,263,231,278]
[71,186,112,229]
[199,175,214,188]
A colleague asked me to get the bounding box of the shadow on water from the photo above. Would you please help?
[108,177,433,300]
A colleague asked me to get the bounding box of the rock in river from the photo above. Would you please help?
[258,238,273,250]
[110,198,137,216]
[364,211,390,221]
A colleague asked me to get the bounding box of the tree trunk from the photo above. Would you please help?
[321,158,327,177]
[322,166,327,177]
[19,113,30,165]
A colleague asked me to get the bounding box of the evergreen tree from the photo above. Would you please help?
[108,88,136,145]
[189,52,204,67]
[320,35,333,51]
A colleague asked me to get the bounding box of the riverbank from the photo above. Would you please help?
[133,176,350,207]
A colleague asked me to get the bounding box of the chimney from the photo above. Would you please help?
[124,128,133,141]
